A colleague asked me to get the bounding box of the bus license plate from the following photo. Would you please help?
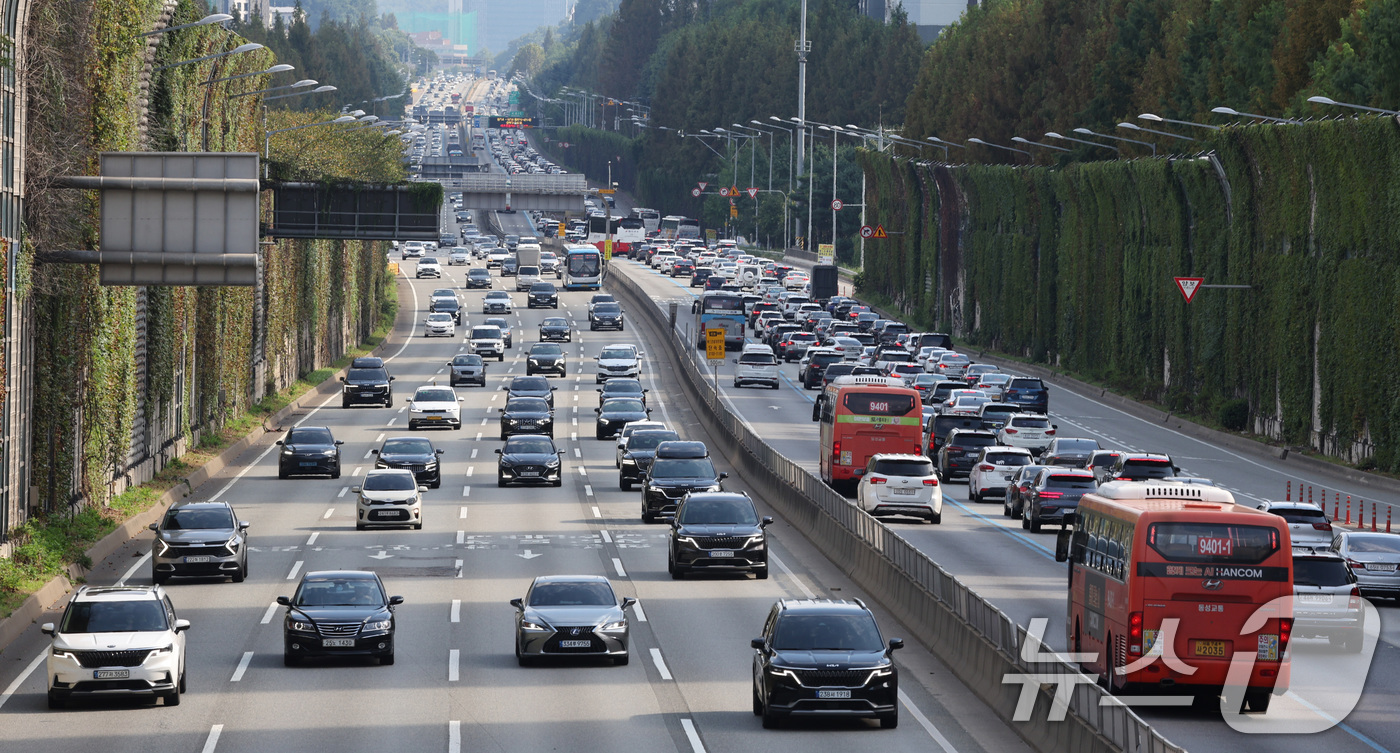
[559,640,591,648]
[709,550,734,558]
[816,689,852,699]
[1194,640,1227,658]
[322,638,355,648]
[94,669,129,679]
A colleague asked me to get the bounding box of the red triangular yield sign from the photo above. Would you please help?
[872,224,888,239]
[746,187,759,199]
[698,182,708,191]
[1175,277,1203,303]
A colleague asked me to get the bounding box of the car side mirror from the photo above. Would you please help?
[275,440,284,446]
[596,389,602,393]
[418,485,428,492]
[338,377,345,383]
[557,450,565,455]
[276,596,291,606]
[719,472,729,480]
[750,638,767,651]
[646,409,653,414]
[621,597,637,609]
[351,486,361,493]
[388,376,396,381]
[436,449,445,455]
[494,448,503,454]
[761,516,774,527]
[731,359,737,364]
[385,595,404,606]
[458,397,464,402]
[510,598,524,609]
[887,638,904,652]
[238,521,250,530]
[594,408,601,414]
[551,387,558,391]
[40,623,55,636]
[148,522,159,531]
[335,440,344,446]
[1052,424,1059,430]
[643,389,649,393]
[174,619,191,633]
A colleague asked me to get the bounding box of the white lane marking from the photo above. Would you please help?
[459,506,469,519]
[475,432,482,441]
[612,557,627,577]
[455,559,463,578]
[306,532,319,546]
[261,603,279,625]
[451,599,461,623]
[584,484,593,496]
[899,688,961,752]
[480,417,488,425]
[680,719,705,753]
[466,466,474,477]
[363,449,374,459]
[600,529,612,543]
[571,432,578,441]
[353,466,362,476]
[323,508,335,519]
[448,649,460,682]
[286,560,304,580]
[0,651,46,711]
[456,530,465,545]
[387,418,397,427]
[117,551,152,586]
[338,486,349,498]
[375,433,385,442]
[292,388,348,429]
[574,448,581,458]
[592,506,601,518]
[230,651,254,682]
[209,440,281,501]
[462,486,471,497]
[449,720,462,753]
[471,448,479,458]
[632,600,647,622]
[398,406,406,414]
[201,725,224,753]
[771,554,816,598]
[649,648,673,680]
[578,466,588,476]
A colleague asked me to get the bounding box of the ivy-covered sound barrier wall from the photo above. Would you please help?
[858,117,1400,470]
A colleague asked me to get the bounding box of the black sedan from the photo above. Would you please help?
[527,282,559,309]
[589,302,625,331]
[496,434,565,487]
[501,257,519,276]
[447,354,487,387]
[597,378,648,406]
[430,297,462,324]
[500,397,554,439]
[526,343,567,377]
[1023,468,1096,532]
[503,376,557,408]
[595,398,651,440]
[465,268,492,289]
[279,570,402,666]
[539,317,572,342]
[277,426,344,479]
[371,436,444,488]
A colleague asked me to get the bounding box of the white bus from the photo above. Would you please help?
[630,207,661,234]
[586,216,646,257]
[564,244,603,290]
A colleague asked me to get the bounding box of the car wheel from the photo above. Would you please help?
[380,651,395,666]
[413,521,423,530]
[153,571,168,586]
[595,428,605,440]
[164,685,181,706]
[341,400,350,409]
[278,467,288,480]
[928,511,942,524]
[755,565,769,580]
[331,464,341,480]
[968,483,978,502]
[453,423,462,431]
[46,690,65,709]
[642,509,656,524]
[516,640,534,667]
[179,669,187,693]
[498,474,507,488]
[620,477,631,491]
[1021,508,1030,530]
[879,712,899,729]
[232,564,245,583]
[498,354,504,362]
[761,701,781,729]
[752,685,764,716]
[1003,496,1013,518]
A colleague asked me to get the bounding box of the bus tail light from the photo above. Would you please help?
[1127,612,1143,655]
[1278,617,1293,655]
[922,478,939,486]
[832,440,842,465]
[869,476,887,485]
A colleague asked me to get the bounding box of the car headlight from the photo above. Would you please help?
[410,406,423,413]
[528,359,540,365]
[281,447,296,456]
[598,417,610,424]
[598,620,627,632]
[287,619,315,632]
[675,536,700,547]
[152,644,175,656]
[375,461,388,469]
[154,538,170,556]
[364,619,392,632]
[51,647,77,660]
[766,666,800,681]
[505,419,520,425]
[520,620,550,632]
[743,534,766,548]
[545,458,561,468]
[224,535,241,554]
[323,449,338,456]
[621,458,636,467]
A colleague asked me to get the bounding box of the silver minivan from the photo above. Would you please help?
[733,345,780,389]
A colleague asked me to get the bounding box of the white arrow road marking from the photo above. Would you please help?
[518,549,543,559]
[369,550,393,560]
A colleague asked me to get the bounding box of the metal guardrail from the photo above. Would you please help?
[608,264,1184,753]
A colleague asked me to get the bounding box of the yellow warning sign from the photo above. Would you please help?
[873,224,888,239]
[729,186,740,197]
[706,328,726,359]
[730,204,738,218]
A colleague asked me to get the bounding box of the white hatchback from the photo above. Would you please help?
[856,454,943,523]
[997,413,1057,455]
[967,446,1035,501]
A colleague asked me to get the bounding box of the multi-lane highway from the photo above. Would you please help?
[0,252,1037,753]
[612,258,1400,753]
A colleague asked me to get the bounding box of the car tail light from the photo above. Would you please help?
[1037,490,1063,499]
[1349,585,1361,611]
[869,476,887,485]
[1004,429,1018,434]
[922,478,938,486]
[1128,611,1143,655]
[977,464,995,472]
[1312,521,1333,531]
[1277,617,1293,655]
[1045,429,1055,436]
[1348,559,1365,569]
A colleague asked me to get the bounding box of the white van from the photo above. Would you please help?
[733,344,780,390]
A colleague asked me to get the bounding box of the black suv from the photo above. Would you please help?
[527,282,559,309]
[1003,377,1049,413]
[372,436,444,488]
[1100,453,1178,484]
[341,365,394,408]
[525,342,567,377]
[669,492,771,579]
[619,429,679,490]
[801,351,844,389]
[641,441,727,523]
[927,415,982,457]
[751,599,903,729]
[937,428,999,480]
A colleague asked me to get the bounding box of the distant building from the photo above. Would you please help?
[860,0,975,43]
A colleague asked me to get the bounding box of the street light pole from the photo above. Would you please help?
[796,0,808,178]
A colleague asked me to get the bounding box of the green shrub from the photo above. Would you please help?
[1219,399,1250,432]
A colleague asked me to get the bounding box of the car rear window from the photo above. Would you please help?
[740,354,777,365]
[985,452,1031,466]
[1009,378,1045,389]
[1147,522,1281,564]
[871,457,933,476]
[1045,474,1096,488]
[1293,558,1352,587]
[1273,508,1327,525]
[1010,416,1051,428]
[952,434,998,447]
[1122,459,1174,476]
[811,353,843,366]
[1347,534,1400,553]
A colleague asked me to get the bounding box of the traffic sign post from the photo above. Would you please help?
[831,199,843,211]
[690,187,702,198]
[872,224,888,239]
[817,243,835,266]
[719,187,730,197]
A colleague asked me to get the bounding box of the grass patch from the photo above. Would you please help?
[0,273,400,619]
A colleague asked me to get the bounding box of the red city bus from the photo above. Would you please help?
[816,377,922,493]
[1056,482,1293,711]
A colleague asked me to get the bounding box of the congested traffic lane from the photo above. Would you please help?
[0,253,1032,753]
[612,256,1400,753]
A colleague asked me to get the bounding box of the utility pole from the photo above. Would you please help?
[796,0,808,177]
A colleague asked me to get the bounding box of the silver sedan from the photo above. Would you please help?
[511,575,634,666]
[1334,531,1400,599]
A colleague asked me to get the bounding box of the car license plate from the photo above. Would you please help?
[816,689,852,699]
[709,550,734,558]
[1194,640,1227,658]
[93,669,129,679]
[300,461,318,467]
[374,510,397,518]
[520,471,540,477]
[1299,594,1332,604]
[183,555,212,564]
[322,638,355,648]
[891,488,918,496]
[1366,563,1398,572]
[559,640,591,648]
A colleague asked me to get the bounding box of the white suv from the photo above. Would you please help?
[42,585,190,708]
[856,454,943,523]
[967,446,1035,501]
[997,413,1057,455]
[733,344,780,389]
[596,343,642,383]
[408,384,463,430]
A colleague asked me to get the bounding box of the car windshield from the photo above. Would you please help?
[428,313,453,322]
[453,355,482,366]
[294,578,385,607]
[381,438,432,454]
[363,473,416,491]
[772,613,883,651]
[628,431,678,451]
[600,348,635,360]
[505,437,556,454]
[529,581,616,607]
[415,388,456,403]
[592,296,615,305]
[471,327,502,339]
[1347,534,1400,554]
[62,600,169,633]
[507,397,550,412]
[651,458,716,478]
[162,506,235,530]
[542,318,567,327]
[347,368,387,382]
[486,319,511,329]
[603,399,645,413]
[605,381,643,395]
[530,344,563,355]
[679,497,758,525]
[486,292,508,299]
[870,458,933,476]
[511,377,549,391]
[469,269,490,277]
[594,303,621,314]
[287,427,333,444]
[433,289,454,297]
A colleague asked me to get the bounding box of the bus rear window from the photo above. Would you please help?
[843,393,916,416]
[1147,523,1280,565]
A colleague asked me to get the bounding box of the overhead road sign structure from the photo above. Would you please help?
[487,116,537,129]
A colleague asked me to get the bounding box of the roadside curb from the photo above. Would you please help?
[0,288,403,653]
